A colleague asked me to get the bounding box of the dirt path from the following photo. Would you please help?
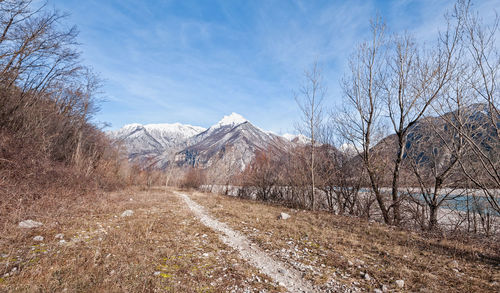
[175,191,318,293]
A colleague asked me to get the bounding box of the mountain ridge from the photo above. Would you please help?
[108,113,302,171]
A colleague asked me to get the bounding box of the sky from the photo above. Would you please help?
[47,0,498,134]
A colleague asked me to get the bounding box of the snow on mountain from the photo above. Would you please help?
[339,143,359,158]
[108,122,205,165]
[142,123,206,147]
[187,112,253,145]
[110,113,307,172]
[110,122,205,145]
[283,133,309,144]
[175,116,291,172]
[214,112,248,128]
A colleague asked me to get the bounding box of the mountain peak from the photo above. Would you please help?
[214,112,248,128]
[283,133,309,144]
[121,123,144,131]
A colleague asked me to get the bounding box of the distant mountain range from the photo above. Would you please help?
[109,104,498,182]
[108,113,306,171]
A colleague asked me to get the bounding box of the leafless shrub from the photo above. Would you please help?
[180,167,207,189]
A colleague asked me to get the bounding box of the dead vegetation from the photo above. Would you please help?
[0,188,280,292]
[190,190,500,292]
[1,186,498,292]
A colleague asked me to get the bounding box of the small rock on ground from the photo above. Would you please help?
[395,280,405,288]
[33,235,44,241]
[54,233,64,239]
[278,212,290,220]
[18,220,43,229]
[121,210,134,217]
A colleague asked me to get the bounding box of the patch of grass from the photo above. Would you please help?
[190,190,500,292]
[0,188,280,292]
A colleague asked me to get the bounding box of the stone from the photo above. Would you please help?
[18,220,43,229]
[121,210,134,217]
[364,273,371,281]
[33,235,44,241]
[54,233,64,239]
[382,285,388,292]
[278,212,290,220]
[347,260,354,266]
[395,280,405,288]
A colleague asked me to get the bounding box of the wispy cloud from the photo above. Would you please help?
[49,0,494,133]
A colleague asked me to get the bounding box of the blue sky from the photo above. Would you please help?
[48,0,497,133]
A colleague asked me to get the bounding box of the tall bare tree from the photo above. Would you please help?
[336,18,393,223]
[295,62,326,210]
[453,0,500,214]
[383,15,462,225]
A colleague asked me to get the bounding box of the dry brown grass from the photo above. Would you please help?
[0,188,279,292]
[2,187,499,292]
[189,191,500,292]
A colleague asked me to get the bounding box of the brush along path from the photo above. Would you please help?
[175,191,320,293]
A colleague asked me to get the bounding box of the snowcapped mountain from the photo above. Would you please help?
[109,113,297,172]
[214,112,248,128]
[108,122,205,164]
[175,113,292,171]
[282,133,309,144]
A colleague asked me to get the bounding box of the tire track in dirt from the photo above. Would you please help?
[175,191,317,293]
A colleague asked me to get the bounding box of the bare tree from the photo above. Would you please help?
[295,62,326,210]
[0,0,104,168]
[405,114,465,231]
[383,18,461,225]
[336,18,393,223]
[317,124,365,216]
[456,0,500,214]
[0,1,80,124]
[241,150,280,201]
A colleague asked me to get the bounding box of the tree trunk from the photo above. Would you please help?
[310,118,315,210]
[428,205,438,231]
[368,169,391,224]
[391,134,406,225]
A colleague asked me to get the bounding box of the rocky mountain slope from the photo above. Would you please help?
[109,113,298,171]
[175,113,293,172]
[108,123,206,165]
[360,103,499,180]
